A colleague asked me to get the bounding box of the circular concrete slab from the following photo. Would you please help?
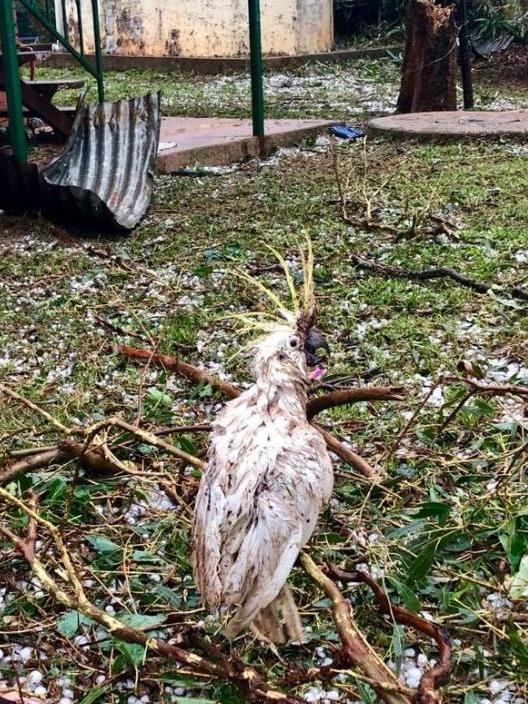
[369,110,528,137]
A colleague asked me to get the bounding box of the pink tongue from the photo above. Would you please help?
[309,365,326,382]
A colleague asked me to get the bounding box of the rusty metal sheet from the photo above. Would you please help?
[0,92,161,231]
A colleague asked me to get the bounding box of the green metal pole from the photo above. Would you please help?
[0,0,27,161]
[247,0,264,153]
[91,0,104,102]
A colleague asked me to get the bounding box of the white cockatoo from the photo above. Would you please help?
[192,245,333,643]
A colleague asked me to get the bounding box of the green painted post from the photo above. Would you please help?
[91,0,104,102]
[248,0,265,154]
[0,0,27,161]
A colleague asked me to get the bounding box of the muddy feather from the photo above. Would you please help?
[191,247,333,642]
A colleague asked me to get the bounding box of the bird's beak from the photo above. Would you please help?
[304,327,330,368]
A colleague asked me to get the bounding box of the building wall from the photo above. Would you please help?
[55,0,333,57]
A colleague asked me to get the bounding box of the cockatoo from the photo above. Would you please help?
[192,246,333,643]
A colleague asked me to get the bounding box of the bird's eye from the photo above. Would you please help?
[289,338,299,348]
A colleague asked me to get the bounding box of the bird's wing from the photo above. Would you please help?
[193,418,333,631]
[192,394,274,609]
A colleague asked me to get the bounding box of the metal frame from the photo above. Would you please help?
[2,1,264,162]
[19,0,104,101]
[248,0,265,151]
[0,0,28,160]
[0,0,104,161]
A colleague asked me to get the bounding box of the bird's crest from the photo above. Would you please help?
[226,237,316,342]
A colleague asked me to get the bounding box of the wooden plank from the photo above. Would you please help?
[1,70,74,135]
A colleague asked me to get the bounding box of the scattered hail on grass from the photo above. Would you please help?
[1,100,528,704]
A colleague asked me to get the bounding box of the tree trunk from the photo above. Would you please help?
[397,0,458,113]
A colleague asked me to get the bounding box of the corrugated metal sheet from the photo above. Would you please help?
[0,93,161,232]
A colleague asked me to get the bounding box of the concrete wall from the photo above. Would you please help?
[55,0,334,58]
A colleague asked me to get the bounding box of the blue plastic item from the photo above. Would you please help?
[329,125,365,140]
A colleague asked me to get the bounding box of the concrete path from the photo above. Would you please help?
[369,110,528,138]
[157,117,337,171]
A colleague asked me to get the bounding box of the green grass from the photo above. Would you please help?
[1,60,528,704]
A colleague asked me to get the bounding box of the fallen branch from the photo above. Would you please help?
[312,423,377,479]
[307,386,405,419]
[118,346,240,400]
[445,376,528,397]
[117,345,404,478]
[59,438,139,476]
[0,448,63,486]
[107,417,204,469]
[349,253,528,301]
[0,383,71,434]
[300,552,413,704]
[330,566,450,703]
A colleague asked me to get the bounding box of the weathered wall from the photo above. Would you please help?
[55,0,333,57]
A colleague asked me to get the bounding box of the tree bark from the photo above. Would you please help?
[397,0,458,113]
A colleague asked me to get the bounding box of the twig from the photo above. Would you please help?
[136,343,159,426]
[348,253,528,301]
[0,448,64,486]
[387,382,441,461]
[434,390,473,438]
[24,492,38,562]
[330,566,450,701]
[93,314,145,341]
[58,438,140,476]
[153,424,212,437]
[312,423,377,479]
[445,376,528,397]
[118,346,240,400]
[300,552,413,704]
[307,386,405,419]
[0,384,71,434]
[106,417,205,469]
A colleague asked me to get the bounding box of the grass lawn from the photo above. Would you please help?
[1,54,528,704]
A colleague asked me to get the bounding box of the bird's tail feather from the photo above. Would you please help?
[253,601,286,644]
[278,585,305,643]
[249,586,305,644]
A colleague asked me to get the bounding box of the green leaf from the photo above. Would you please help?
[509,554,528,599]
[391,623,404,673]
[175,699,218,704]
[56,610,93,638]
[56,610,82,637]
[136,443,157,455]
[86,535,121,553]
[154,584,183,607]
[414,501,451,524]
[387,577,421,612]
[406,543,437,587]
[115,641,146,667]
[499,517,527,571]
[159,673,206,689]
[116,612,167,629]
[79,685,111,704]
[507,625,528,667]
[131,550,161,563]
[147,388,172,407]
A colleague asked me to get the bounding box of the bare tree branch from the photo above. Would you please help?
[307,386,405,419]
[329,566,450,701]
[348,253,528,301]
[300,552,414,704]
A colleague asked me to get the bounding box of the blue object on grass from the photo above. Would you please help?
[329,125,365,140]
